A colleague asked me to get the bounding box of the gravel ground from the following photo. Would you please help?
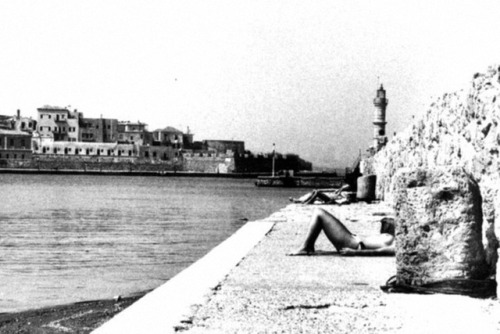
[180,202,500,333]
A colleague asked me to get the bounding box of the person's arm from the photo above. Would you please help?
[339,245,395,256]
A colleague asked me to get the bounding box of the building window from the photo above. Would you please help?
[48,115,51,119]
[9,139,14,146]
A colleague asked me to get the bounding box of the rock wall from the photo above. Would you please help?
[365,64,500,276]
[393,167,489,285]
[182,155,236,173]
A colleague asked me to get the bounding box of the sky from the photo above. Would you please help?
[1,1,500,168]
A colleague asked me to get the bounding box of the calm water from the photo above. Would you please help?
[0,174,302,312]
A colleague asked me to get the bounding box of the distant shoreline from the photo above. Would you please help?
[0,168,258,178]
[0,168,342,179]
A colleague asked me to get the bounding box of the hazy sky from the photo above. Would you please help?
[1,1,500,168]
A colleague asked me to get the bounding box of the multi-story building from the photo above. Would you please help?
[0,110,37,133]
[117,121,152,145]
[80,118,118,143]
[13,110,37,133]
[37,106,81,142]
[152,126,184,148]
[0,129,32,161]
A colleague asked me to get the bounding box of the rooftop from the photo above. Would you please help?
[37,106,71,112]
[154,126,183,134]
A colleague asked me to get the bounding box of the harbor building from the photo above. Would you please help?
[80,118,118,143]
[0,110,37,133]
[0,129,32,163]
[0,104,312,173]
[37,106,81,142]
[152,126,185,148]
[117,121,152,146]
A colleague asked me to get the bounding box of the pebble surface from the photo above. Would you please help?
[181,202,500,333]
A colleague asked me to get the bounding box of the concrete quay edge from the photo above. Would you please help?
[92,217,278,334]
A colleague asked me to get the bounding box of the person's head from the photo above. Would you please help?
[380,217,395,236]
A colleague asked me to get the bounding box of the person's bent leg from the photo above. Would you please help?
[312,208,359,251]
[289,208,359,255]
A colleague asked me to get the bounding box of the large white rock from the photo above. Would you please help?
[393,167,489,285]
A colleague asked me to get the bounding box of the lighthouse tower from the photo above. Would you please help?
[372,84,388,151]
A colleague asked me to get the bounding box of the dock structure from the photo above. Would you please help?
[94,203,500,333]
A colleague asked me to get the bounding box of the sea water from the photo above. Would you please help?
[0,174,302,312]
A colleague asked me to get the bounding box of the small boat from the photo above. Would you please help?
[255,175,344,188]
[255,175,299,187]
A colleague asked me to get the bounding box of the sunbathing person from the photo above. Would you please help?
[289,208,395,256]
[289,185,351,205]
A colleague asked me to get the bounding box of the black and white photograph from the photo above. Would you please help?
[0,1,499,333]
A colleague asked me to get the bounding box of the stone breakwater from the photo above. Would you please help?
[364,64,500,276]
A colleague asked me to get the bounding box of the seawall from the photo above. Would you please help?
[364,64,500,276]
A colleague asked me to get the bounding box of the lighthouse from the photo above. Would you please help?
[372,84,388,151]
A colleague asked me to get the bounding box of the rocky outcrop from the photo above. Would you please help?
[365,64,500,276]
[393,167,489,285]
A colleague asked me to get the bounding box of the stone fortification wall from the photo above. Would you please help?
[364,64,500,275]
[31,155,181,172]
[182,153,236,173]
